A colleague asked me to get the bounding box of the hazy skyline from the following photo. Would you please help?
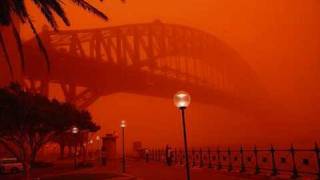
[10,0,320,149]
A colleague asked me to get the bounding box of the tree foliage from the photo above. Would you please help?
[0,83,100,178]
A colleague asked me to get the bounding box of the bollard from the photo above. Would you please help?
[270,145,278,176]
[200,148,204,168]
[253,145,260,174]
[217,147,222,170]
[240,145,246,173]
[227,147,233,172]
[315,143,320,179]
[290,144,299,179]
[208,148,213,168]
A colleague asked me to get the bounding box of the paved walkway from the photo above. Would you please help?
[105,159,286,180]
[1,159,289,180]
[0,159,133,180]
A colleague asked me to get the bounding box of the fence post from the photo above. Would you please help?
[208,148,213,168]
[156,149,158,161]
[155,149,157,161]
[200,148,204,168]
[161,149,163,162]
[153,149,156,161]
[161,149,164,163]
[152,149,156,161]
[150,149,153,160]
[227,147,233,172]
[174,148,178,164]
[253,145,260,174]
[290,144,299,179]
[240,145,246,173]
[192,149,196,167]
[217,147,222,170]
[180,149,183,165]
[270,145,278,176]
[315,143,320,179]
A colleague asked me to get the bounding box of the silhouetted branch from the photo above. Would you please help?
[27,16,50,72]
[11,21,25,71]
[0,31,13,77]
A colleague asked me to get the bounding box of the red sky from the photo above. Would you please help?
[12,0,320,150]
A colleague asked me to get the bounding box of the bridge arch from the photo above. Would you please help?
[22,22,265,113]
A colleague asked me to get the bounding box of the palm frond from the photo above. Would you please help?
[39,0,70,26]
[71,0,108,21]
[0,31,14,78]
[0,0,113,76]
[0,0,11,26]
[11,20,25,72]
[27,17,50,72]
[12,0,28,23]
[32,0,59,30]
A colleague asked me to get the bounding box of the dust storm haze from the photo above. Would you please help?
[9,0,320,149]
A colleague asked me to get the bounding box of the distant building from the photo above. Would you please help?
[102,133,118,159]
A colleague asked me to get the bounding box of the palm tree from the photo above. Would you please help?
[0,0,112,76]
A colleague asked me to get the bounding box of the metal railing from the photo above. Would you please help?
[148,144,320,178]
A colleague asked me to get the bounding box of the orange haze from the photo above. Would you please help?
[5,0,320,151]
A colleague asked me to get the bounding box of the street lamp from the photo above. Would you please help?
[96,136,101,149]
[72,126,79,134]
[71,126,79,169]
[120,120,126,173]
[89,139,93,153]
[95,136,101,160]
[174,91,191,180]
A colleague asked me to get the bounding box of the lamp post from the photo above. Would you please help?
[71,126,79,169]
[174,91,191,180]
[95,136,101,161]
[96,136,101,150]
[89,139,93,156]
[120,120,126,173]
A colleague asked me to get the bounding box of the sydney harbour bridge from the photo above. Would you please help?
[13,21,266,113]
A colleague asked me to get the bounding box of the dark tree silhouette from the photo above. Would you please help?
[53,107,100,160]
[0,83,100,179]
[0,0,113,75]
[53,127,96,160]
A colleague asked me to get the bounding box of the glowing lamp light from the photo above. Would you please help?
[89,139,93,144]
[72,126,79,134]
[173,91,192,180]
[174,91,191,109]
[96,136,100,141]
[120,120,126,128]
